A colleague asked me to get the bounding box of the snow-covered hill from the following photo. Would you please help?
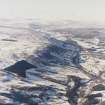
[0,19,105,105]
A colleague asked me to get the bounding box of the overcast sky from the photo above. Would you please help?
[0,0,105,22]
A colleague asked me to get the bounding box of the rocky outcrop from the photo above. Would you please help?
[2,38,82,105]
